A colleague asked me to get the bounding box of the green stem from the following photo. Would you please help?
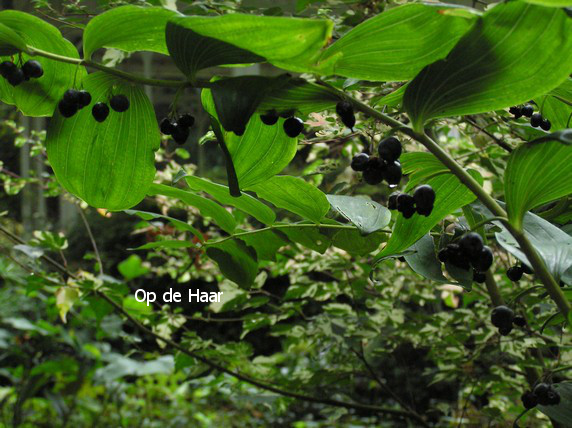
[27,46,209,89]
[346,96,571,322]
[469,216,509,232]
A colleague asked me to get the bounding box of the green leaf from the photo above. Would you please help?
[84,6,178,59]
[530,129,572,146]
[55,286,80,323]
[404,234,448,283]
[0,22,27,55]
[166,13,333,79]
[279,223,331,254]
[148,183,236,233]
[131,240,194,250]
[118,255,149,280]
[202,89,298,189]
[534,96,572,131]
[319,3,474,82]
[236,230,288,261]
[376,171,480,258]
[184,176,275,225]
[46,73,158,210]
[0,10,85,117]
[538,382,572,424]
[124,209,204,241]
[329,229,386,256]
[249,176,330,223]
[523,0,572,6]
[505,140,572,229]
[257,78,340,116]
[401,152,449,191]
[326,195,391,234]
[205,240,258,289]
[404,3,572,131]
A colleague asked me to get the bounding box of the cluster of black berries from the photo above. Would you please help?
[509,104,551,131]
[438,232,493,280]
[336,101,356,130]
[506,263,533,282]
[260,109,304,138]
[521,383,561,409]
[388,185,435,219]
[351,137,403,186]
[160,114,195,144]
[0,59,43,86]
[58,89,92,118]
[490,305,526,336]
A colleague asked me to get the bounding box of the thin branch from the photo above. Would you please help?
[465,117,513,153]
[76,205,103,276]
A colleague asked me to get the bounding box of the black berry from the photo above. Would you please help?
[491,305,514,329]
[546,388,560,406]
[0,61,17,78]
[283,117,304,138]
[92,102,110,122]
[178,113,195,128]
[63,89,80,105]
[362,163,385,185]
[377,137,402,163]
[507,265,523,282]
[438,248,450,263]
[447,244,471,270]
[397,194,416,219]
[530,113,542,127]
[473,270,486,283]
[521,391,537,409]
[336,101,356,129]
[472,246,493,272]
[77,90,92,108]
[533,383,551,405]
[498,325,512,336]
[459,232,484,259]
[21,60,43,79]
[351,153,370,172]
[512,315,526,327]
[110,94,129,112]
[58,100,78,118]
[521,105,534,117]
[413,185,435,216]
[6,68,24,86]
[540,118,551,131]
[279,109,296,118]
[388,192,400,210]
[160,118,174,135]
[171,123,190,144]
[509,106,522,118]
[384,161,402,186]
[260,109,279,126]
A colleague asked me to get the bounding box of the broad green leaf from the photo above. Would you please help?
[124,209,204,242]
[535,95,572,131]
[205,239,258,289]
[184,176,275,225]
[538,382,572,424]
[149,183,236,233]
[83,6,178,59]
[505,140,572,229]
[326,195,391,234]
[329,229,386,256]
[166,13,333,78]
[257,78,340,116]
[319,3,474,82]
[0,10,85,116]
[279,223,331,254]
[202,88,297,189]
[404,3,572,131]
[401,152,449,191]
[530,129,572,146]
[523,0,572,6]
[0,22,26,55]
[404,234,448,283]
[376,171,481,258]
[470,201,572,282]
[46,73,158,210]
[550,78,572,105]
[131,240,194,250]
[249,176,329,223]
[236,229,288,261]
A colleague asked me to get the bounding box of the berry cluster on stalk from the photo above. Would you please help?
[160,113,195,144]
[387,185,435,219]
[351,136,403,186]
[0,59,43,86]
[509,104,551,131]
[438,232,493,282]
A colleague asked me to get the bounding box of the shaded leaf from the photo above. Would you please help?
[404,3,572,131]
[236,229,288,261]
[404,234,448,283]
[124,209,204,241]
[205,240,258,289]
[538,382,572,425]
[279,223,331,254]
